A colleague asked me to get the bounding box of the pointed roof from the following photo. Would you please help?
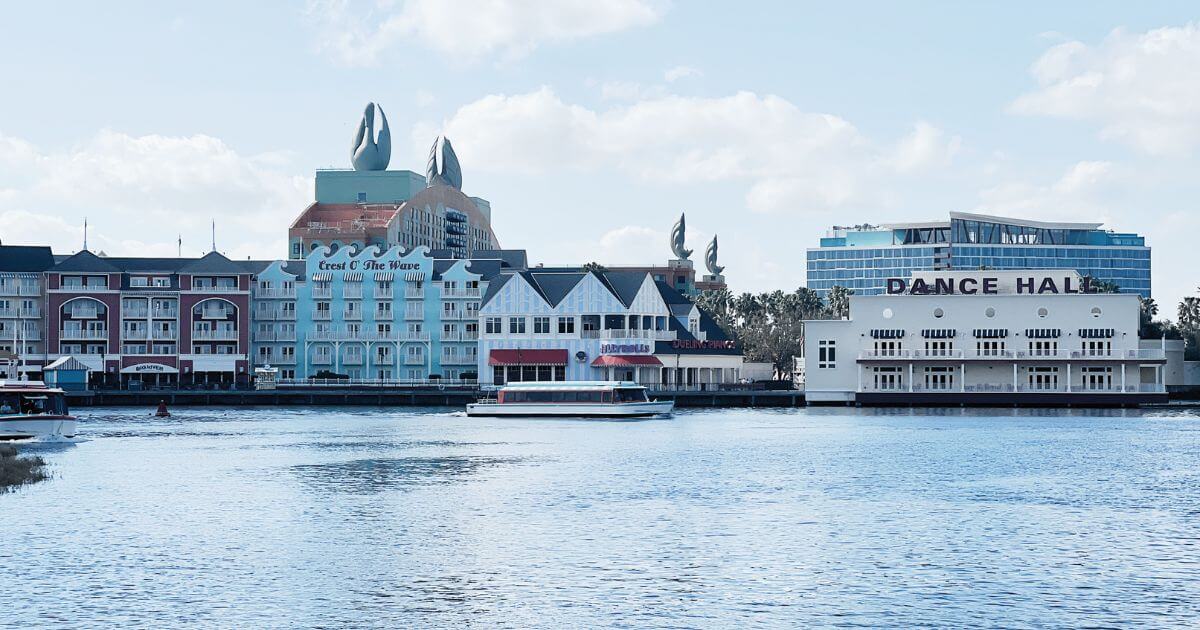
[597,271,649,307]
[479,273,512,305]
[178,251,247,274]
[0,245,55,272]
[52,250,120,273]
[534,273,587,307]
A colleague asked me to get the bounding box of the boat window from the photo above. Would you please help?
[0,394,17,414]
[615,389,648,402]
[20,395,48,415]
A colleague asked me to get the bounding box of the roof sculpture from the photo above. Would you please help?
[426,135,463,189]
[705,235,724,275]
[351,102,391,171]
[670,212,692,260]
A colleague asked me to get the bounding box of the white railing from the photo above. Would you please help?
[152,330,178,340]
[374,354,394,364]
[375,310,394,321]
[278,310,296,321]
[254,288,296,299]
[256,354,297,365]
[152,309,178,318]
[404,355,425,365]
[199,308,233,320]
[191,285,242,293]
[256,309,278,320]
[404,308,424,320]
[61,328,108,340]
[123,330,149,340]
[440,355,477,365]
[192,329,238,341]
[599,329,674,340]
[344,309,362,321]
[405,288,424,299]
[311,355,333,365]
[312,287,332,299]
[305,330,431,342]
[440,331,479,342]
[276,378,479,389]
[343,287,363,299]
[0,285,41,296]
[313,310,332,321]
[0,308,40,318]
[376,288,394,299]
[441,288,481,298]
[123,308,149,318]
[857,383,1167,394]
[67,308,101,319]
[343,355,364,366]
[581,330,601,339]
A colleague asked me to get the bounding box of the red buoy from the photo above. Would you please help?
[155,400,171,418]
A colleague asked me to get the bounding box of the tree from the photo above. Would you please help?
[1086,276,1121,293]
[825,285,852,319]
[582,262,607,273]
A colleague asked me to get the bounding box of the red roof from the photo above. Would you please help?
[488,349,569,366]
[590,355,662,367]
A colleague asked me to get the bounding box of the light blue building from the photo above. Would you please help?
[806,211,1151,298]
[251,246,522,382]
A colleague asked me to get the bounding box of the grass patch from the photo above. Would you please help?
[0,444,48,492]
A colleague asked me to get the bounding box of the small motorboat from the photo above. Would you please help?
[0,381,77,440]
[466,381,674,418]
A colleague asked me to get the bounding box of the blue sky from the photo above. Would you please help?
[1,1,1198,311]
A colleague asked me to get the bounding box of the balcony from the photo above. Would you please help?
[313,310,332,321]
[405,288,424,299]
[61,328,108,340]
[0,308,40,318]
[343,309,362,321]
[257,353,297,365]
[343,354,364,366]
[375,309,394,321]
[442,288,481,299]
[122,308,149,318]
[404,355,425,365]
[440,331,479,342]
[199,308,233,320]
[440,355,477,365]
[404,308,424,320]
[599,328,674,340]
[312,287,332,299]
[343,287,363,299]
[151,308,178,319]
[255,330,297,342]
[312,354,333,365]
[376,287,394,299]
[306,329,431,342]
[192,329,238,341]
[152,329,178,340]
[858,383,1167,394]
[0,285,40,296]
[123,330,150,341]
[254,288,296,299]
[190,285,242,293]
[255,309,278,321]
[374,354,395,365]
[277,310,297,321]
[67,308,102,319]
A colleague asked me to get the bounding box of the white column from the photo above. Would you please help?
[857,364,863,391]
[1012,363,1018,392]
[1121,363,1126,392]
[1066,362,1071,393]
[908,363,914,392]
[960,363,965,392]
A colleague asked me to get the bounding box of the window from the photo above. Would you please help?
[485,317,503,334]
[558,317,576,334]
[1081,340,1111,357]
[873,340,901,357]
[1028,367,1059,391]
[1082,366,1114,391]
[508,317,526,334]
[924,366,955,391]
[976,340,1005,357]
[872,366,902,391]
[924,340,952,357]
[817,340,836,368]
[533,317,550,334]
[1028,340,1058,357]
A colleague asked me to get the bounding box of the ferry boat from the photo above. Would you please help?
[0,381,77,440]
[466,381,674,418]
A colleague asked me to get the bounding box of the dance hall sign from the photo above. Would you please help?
[886,271,1096,296]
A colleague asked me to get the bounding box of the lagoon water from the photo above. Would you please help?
[3,406,1200,628]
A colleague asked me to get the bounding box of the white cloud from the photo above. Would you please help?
[307,0,666,66]
[1011,23,1200,155]
[972,160,1117,223]
[0,130,306,259]
[432,87,960,213]
[664,65,702,82]
[594,223,712,265]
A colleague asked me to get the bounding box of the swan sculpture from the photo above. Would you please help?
[705,235,724,275]
[670,212,692,260]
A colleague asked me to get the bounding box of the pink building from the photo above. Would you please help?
[45,250,251,389]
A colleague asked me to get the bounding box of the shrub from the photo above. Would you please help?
[0,445,49,492]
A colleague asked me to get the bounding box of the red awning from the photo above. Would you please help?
[590,355,663,367]
[488,349,569,366]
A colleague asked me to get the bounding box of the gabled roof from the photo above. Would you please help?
[479,273,512,305]
[596,271,647,307]
[52,250,121,273]
[178,251,247,274]
[0,245,55,272]
[472,249,528,270]
[516,271,550,303]
[534,273,587,307]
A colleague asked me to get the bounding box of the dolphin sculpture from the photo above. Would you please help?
[352,102,391,171]
[705,235,724,275]
[670,212,692,260]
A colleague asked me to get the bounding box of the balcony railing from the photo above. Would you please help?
[306,330,431,342]
[312,354,333,365]
[256,354,297,365]
[313,310,332,321]
[857,349,1168,361]
[374,354,395,365]
[151,329,178,340]
[440,331,479,342]
[254,288,296,299]
[375,310,394,321]
[343,309,362,321]
[123,330,149,340]
[343,287,363,299]
[376,288,394,299]
[440,355,477,365]
[61,328,108,340]
[312,287,332,299]
[0,308,40,318]
[405,288,424,299]
[123,308,149,318]
[152,309,178,318]
[858,383,1167,394]
[598,329,674,340]
[255,309,278,321]
[190,285,242,293]
[199,309,234,320]
[192,329,238,341]
[441,288,482,299]
[404,355,425,365]
[343,355,364,366]
[67,308,102,319]
[404,308,424,320]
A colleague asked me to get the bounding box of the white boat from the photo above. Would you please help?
[466,381,674,418]
[0,381,77,440]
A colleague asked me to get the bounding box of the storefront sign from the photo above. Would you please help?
[317,260,421,271]
[120,363,179,374]
[601,343,650,354]
[886,275,1094,296]
[671,340,737,350]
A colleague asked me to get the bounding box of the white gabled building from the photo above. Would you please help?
[477,269,742,388]
[803,270,1168,406]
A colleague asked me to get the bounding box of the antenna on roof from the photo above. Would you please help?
[211,220,216,253]
[178,234,182,257]
[83,217,88,252]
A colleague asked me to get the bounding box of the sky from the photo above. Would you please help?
[1,1,1198,313]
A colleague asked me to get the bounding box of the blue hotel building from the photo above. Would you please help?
[806,211,1151,298]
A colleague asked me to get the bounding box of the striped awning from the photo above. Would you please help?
[374,272,394,282]
[973,328,1009,338]
[404,272,426,282]
[343,272,363,282]
[310,273,332,282]
[1025,328,1061,339]
[1079,328,1115,338]
[870,329,905,339]
[921,329,956,339]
